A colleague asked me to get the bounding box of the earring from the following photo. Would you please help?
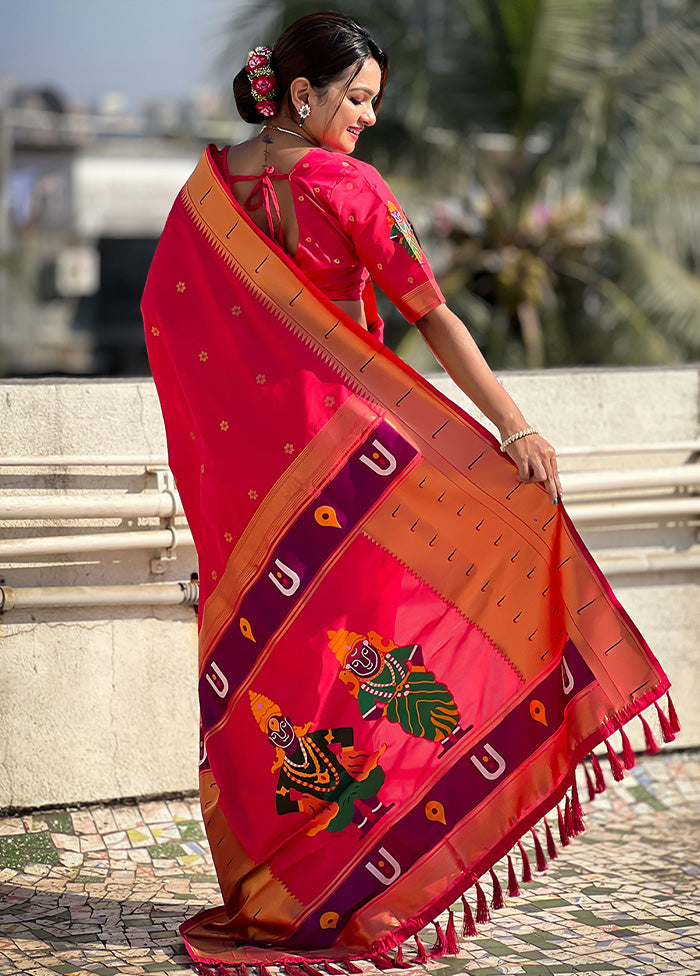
[298,103,311,126]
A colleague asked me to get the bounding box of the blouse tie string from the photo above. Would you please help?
[234,165,287,249]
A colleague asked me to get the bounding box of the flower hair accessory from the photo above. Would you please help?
[246,46,278,119]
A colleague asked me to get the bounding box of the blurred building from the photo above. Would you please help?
[0,84,242,377]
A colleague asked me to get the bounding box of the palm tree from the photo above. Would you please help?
[222,0,700,367]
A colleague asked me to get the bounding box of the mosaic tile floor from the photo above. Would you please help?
[1,752,698,976]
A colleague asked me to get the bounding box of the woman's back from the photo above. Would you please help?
[222,138,370,326]
[215,140,445,332]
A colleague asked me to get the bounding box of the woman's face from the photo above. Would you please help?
[306,58,382,154]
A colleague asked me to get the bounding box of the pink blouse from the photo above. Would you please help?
[217,146,445,325]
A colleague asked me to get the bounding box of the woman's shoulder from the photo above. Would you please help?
[295,148,385,191]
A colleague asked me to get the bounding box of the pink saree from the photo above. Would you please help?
[142,146,677,973]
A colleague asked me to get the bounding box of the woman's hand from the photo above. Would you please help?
[502,431,562,505]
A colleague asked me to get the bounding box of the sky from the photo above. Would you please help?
[0,0,249,109]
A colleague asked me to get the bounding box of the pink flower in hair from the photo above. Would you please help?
[246,46,272,71]
[257,101,278,118]
[247,52,270,71]
[251,75,275,96]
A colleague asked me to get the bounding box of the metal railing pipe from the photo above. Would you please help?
[0,454,168,467]
[596,548,700,576]
[557,440,700,458]
[0,492,182,521]
[0,527,194,559]
[561,466,700,495]
[0,580,199,611]
[566,497,700,525]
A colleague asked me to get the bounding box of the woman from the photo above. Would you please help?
[142,12,675,974]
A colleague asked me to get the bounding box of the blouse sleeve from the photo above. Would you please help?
[328,160,445,324]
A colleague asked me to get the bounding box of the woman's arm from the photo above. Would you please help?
[416,303,562,504]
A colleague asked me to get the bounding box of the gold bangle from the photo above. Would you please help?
[500,427,539,453]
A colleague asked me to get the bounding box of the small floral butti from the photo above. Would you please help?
[246,46,278,118]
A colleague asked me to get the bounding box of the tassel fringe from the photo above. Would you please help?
[413,935,428,965]
[641,712,660,754]
[461,894,477,937]
[544,818,558,859]
[564,795,575,838]
[590,751,606,792]
[369,953,394,970]
[285,964,308,976]
[531,827,548,872]
[667,693,681,734]
[445,910,460,955]
[428,922,448,959]
[475,880,491,923]
[571,777,585,834]
[507,854,521,897]
[557,804,570,846]
[605,738,625,781]
[518,840,533,883]
[619,726,635,769]
[583,763,596,801]
[489,868,504,909]
[655,701,676,743]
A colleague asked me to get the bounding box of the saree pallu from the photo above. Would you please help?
[142,147,677,973]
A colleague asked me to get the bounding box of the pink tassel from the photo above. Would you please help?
[507,854,520,897]
[640,713,659,754]
[369,954,394,970]
[605,738,625,781]
[667,693,681,733]
[571,777,585,834]
[557,804,570,846]
[475,880,491,923]
[343,962,362,974]
[620,726,636,770]
[445,910,460,954]
[518,840,532,883]
[583,763,596,801]
[393,944,407,969]
[300,964,320,976]
[260,967,275,976]
[489,868,504,909]
[429,922,448,959]
[240,965,251,976]
[461,894,477,937]
[323,964,343,976]
[544,818,558,859]
[531,828,547,872]
[590,751,606,792]
[413,934,428,964]
[285,965,308,976]
[655,701,676,743]
[564,795,575,838]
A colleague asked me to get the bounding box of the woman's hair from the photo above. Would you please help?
[233,11,388,125]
